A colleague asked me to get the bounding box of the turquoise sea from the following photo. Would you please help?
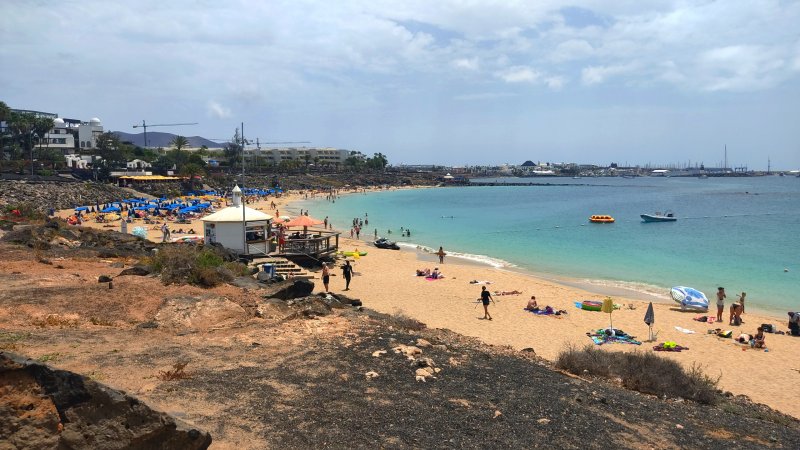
[296,176,800,315]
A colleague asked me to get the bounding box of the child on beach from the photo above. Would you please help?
[753,327,766,348]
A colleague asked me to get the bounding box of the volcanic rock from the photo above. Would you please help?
[0,351,211,449]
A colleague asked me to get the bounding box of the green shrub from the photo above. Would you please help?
[555,345,719,405]
[196,248,223,268]
[149,244,234,287]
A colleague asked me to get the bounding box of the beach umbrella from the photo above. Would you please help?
[601,296,614,329]
[284,215,324,234]
[670,286,709,310]
[644,302,655,341]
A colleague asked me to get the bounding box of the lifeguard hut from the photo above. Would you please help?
[201,186,272,255]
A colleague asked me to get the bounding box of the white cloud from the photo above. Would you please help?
[581,64,635,85]
[551,39,594,62]
[453,57,479,70]
[454,92,515,101]
[545,76,566,90]
[206,101,231,119]
[498,66,540,83]
[694,45,787,91]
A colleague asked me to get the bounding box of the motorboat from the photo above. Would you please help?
[589,215,615,223]
[373,238,400,250]
[640,211,677,222]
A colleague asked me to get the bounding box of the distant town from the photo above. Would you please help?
[2,104,797,184]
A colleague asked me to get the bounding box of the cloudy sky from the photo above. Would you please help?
[2,0,799,169]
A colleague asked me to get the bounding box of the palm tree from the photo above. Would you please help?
[170,135,189,151]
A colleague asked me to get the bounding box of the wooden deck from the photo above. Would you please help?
[275,228,340,259]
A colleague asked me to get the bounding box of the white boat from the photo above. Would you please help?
[640,211,677,222]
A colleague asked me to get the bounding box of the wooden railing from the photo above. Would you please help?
[279,229,340,257]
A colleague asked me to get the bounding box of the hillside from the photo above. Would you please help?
[113,131,224,148]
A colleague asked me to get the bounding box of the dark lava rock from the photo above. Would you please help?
[97,275,113,283]
[269,279,315,300]
[118,265,152,277]
[329,292,363,307]
[0,351,211,449]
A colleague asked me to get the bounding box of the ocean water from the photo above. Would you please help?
[296,176,800,314]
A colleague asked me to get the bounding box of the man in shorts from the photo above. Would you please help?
[480,286,494,320]
[321,263,330,292]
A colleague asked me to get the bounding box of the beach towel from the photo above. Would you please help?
[653,342,689,352]
[693,315,716,323]
[525,307,564,316]
[587,329,641,346]
[674,326,696,334]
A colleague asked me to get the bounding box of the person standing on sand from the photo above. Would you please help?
[436,246,446,264]
[342,260,353,290]
[480,286,494,320]
[321,263,330,292]
[737,292,746,313]
[716,287,726,322]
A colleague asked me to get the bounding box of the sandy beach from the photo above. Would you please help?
[57,187,800,420]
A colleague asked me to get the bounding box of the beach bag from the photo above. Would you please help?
[761,324,774,333]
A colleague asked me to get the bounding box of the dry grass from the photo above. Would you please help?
[31,314,80,328]
[555,345,719,405]
[157,362,192,381]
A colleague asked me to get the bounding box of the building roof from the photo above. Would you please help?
[201,205,273,223]
[118,175,182,180]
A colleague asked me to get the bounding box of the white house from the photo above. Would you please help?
[42,118,76,154]
[78,117,103,150]
[201,186,273,255]
[64,154,97,169]
[127,159,152,170]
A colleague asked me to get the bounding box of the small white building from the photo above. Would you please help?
[127,159,152,170]
[43,118,76,154]
[78,117,103,150]
[201,186,273,255]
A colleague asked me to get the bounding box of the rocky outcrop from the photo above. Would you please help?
[0,180,139,214]
[1,220,157,257]
[0,352,211,450]
[154,296,248,331]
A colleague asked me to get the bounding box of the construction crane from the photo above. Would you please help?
[132,120,198,148]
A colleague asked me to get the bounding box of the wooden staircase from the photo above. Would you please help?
[251,257,314,280]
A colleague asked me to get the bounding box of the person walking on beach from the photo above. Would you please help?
[321,263,330,292]
[716,287,726,322]
[436,246,446,264]
[480,286,494,320]
[161,223,170,243]
[342,260,353,291]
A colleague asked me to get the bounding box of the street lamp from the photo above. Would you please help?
[29,132,40,176]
